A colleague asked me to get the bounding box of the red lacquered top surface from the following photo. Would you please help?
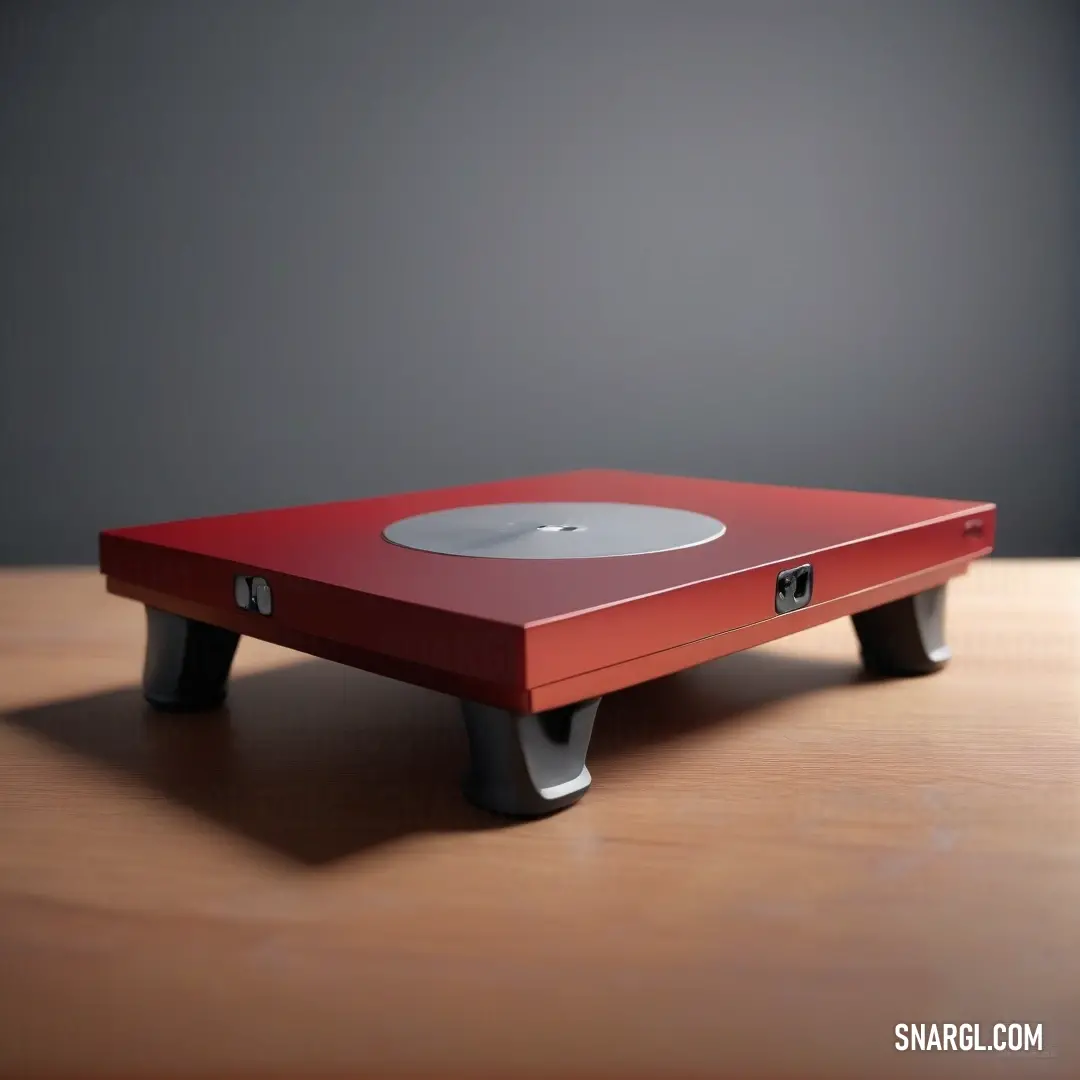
[101,469,993,627]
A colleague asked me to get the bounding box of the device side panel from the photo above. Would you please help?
[100,534,526,688]
[104,577,532,712]
[526,557,975,712]
[523,507,995,687]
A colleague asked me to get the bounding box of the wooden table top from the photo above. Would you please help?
[1,561,1076,1079]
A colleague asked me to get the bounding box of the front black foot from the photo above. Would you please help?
[851,584,951,677]
[460,698,601,817]
[143,607,240,711]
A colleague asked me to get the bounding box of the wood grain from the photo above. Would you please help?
[0,561,1077,1079]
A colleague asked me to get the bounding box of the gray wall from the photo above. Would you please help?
[2,0,1077,562]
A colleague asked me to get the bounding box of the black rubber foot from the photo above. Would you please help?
[460,698,601,817]
[851,584,951,677]
[143,607,240,711]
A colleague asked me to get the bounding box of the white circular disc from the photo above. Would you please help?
[382,502,726,560]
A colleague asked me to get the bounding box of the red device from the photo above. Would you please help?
[99,469,995,816]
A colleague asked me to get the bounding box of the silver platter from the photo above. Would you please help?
[382,502,726,560]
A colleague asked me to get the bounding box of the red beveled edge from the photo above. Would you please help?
[524,552,986,712]
[103,577,532,714]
